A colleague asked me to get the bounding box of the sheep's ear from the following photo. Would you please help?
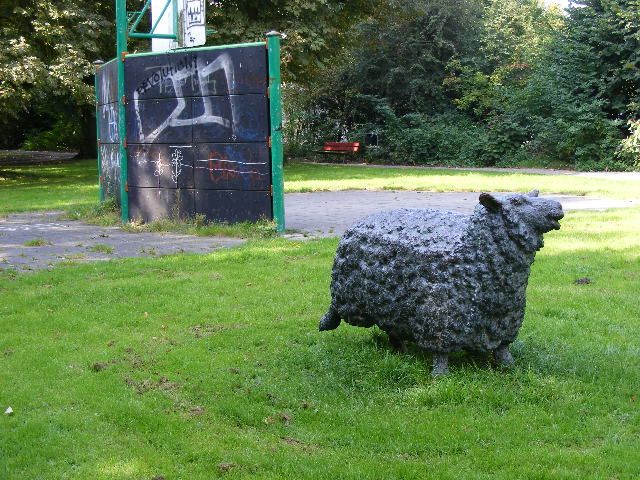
[527,189,540,197]
[479,193,502,212]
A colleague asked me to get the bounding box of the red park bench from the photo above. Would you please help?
[318,142,362,156]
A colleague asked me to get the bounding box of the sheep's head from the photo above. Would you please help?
[479,190,564,252]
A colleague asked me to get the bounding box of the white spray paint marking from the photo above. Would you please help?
[133,53,238,143]
[170,149,183,183]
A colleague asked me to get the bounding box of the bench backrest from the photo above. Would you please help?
[323,142,361,152]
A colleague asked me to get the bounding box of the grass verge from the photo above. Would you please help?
[285,162,640,199]
[1,207,639,479]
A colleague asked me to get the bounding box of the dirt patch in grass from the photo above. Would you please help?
[125,376,180,395]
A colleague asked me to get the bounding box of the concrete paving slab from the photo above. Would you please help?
[284,190,638,237]
[0,212,244,271]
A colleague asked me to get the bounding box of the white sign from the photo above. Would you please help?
[151,0,176,52]
[182,0,206,48]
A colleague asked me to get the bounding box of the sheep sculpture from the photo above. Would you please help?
[319,190,564,375]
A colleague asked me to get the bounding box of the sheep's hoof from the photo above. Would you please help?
[494,345,515,368]
[431,353,449,376]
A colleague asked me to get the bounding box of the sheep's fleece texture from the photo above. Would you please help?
[319,191,564,375]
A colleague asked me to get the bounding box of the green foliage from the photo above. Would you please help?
[381,112,490,167]
[287,0,640,170]
[0,1,112,152]
[206,0,383,83]
[617,119,640,169]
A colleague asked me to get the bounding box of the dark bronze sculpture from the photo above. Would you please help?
[320,191,564,375]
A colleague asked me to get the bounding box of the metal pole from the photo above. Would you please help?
[116,0,129,222]
[266,31,285,233]
[93,60,104,202]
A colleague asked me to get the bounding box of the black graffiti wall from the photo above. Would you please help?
[123,45,272,223]
[96,59,121,200]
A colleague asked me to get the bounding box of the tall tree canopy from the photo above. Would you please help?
[286,0,639,170]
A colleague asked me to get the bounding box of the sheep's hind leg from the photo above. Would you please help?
[494,344,515,367]
[431,353,449,376]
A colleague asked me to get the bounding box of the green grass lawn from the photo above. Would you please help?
[1,160,638,215]
[2,207,640,479]
[0,160,98,214]
[284,162,640,199]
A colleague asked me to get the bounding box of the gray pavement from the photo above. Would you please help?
[285,190,638,237]
[0,212,244,271]
[1,191,637,271]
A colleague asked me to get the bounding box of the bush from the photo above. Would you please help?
[22,117,82,152]
[616,120,640,171]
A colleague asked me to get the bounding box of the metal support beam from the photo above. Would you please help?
[266,31,285,233]
[116,0,129,222]
[93,60,104,202]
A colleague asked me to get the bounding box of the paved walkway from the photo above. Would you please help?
[0,212,244,271]
[285,190,638,237]
[1,191,637,270]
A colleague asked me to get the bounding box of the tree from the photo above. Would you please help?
[204,0,382,82]
[0,1,112,153]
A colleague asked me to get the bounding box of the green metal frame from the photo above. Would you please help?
[116,0,129,222]
[128,0,178,40]
[126,41,267,58]
[267,32,285,233]
[93,65,104,202]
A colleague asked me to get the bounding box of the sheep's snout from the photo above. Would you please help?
[541,202,564,231]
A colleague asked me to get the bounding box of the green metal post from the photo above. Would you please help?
[266,31,285,233]
[173,0,179,46]
[93,61,104,201]
[116,0,129,222]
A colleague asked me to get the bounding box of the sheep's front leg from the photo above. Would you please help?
[494,344,514,367]
[431,353,449,376]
